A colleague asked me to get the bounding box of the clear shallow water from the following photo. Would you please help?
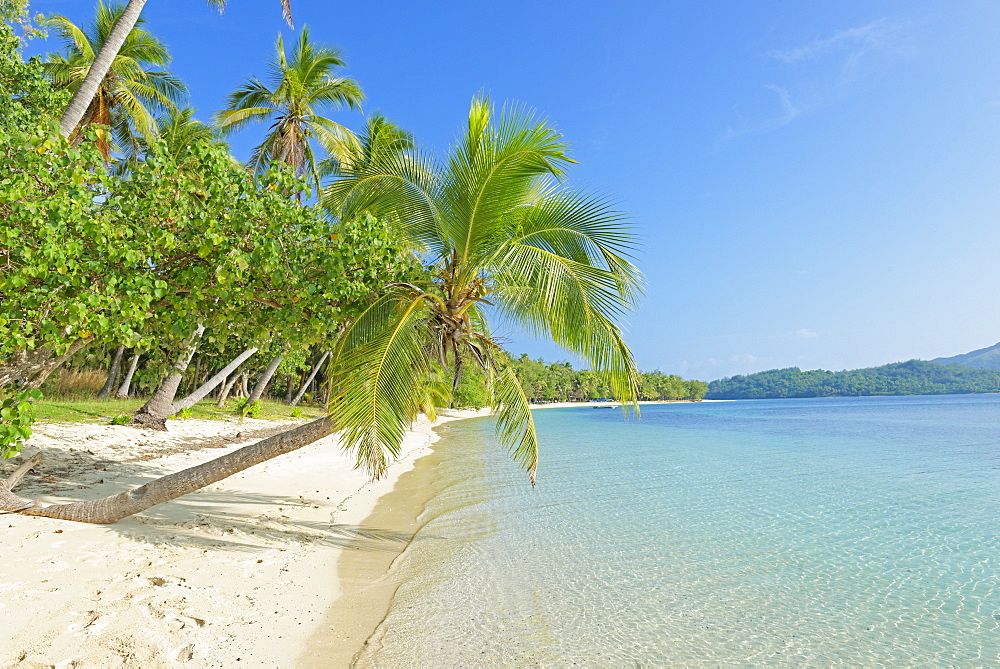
[358,395,1000,666]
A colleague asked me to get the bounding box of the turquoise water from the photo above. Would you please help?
[359,395,1000,666]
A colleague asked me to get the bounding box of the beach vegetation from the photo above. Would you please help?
[41,1,186,158]
[54,0,293,141]
[0,18,642,521]
[0,390,40,459]
[511,356,707,402]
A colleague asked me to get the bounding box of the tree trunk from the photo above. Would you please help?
[0,340,90,390]
[171,347,258,413]
[237,372,249,398]
[189,355,202,396]
[59,0,148,138]
[24,338,94,390]
[216,374,237,408]
[0,417,335,523]
[115,352,140,399]
[290,351,330,407]
[242,354,284,408]
[131,325,204,430]
[95,345,125,399]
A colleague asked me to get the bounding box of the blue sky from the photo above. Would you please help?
[24,0,1000,380]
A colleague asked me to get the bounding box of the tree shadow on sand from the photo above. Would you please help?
[3,447,433,553]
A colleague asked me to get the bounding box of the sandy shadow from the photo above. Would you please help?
[111,488,421,552]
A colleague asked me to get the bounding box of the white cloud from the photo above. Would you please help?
[767,19,895,64]
[790,328,818,339]
[722,18,905,142]
[721,84,800,140]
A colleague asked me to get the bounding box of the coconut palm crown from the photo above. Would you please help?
[322,99,643,485]
[214,26,363,187]
[42,1,186,158]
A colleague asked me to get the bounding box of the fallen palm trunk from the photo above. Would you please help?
[0,416,334,523]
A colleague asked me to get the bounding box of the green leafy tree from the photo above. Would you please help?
[41,1,186,157]
[323,98,643,485]
[0,5,67,131]
[215,26,363,187]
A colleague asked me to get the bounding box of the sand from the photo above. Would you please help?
[0,400,688,667]
[0,410,486,668]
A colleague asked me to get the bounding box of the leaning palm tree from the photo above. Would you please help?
[214,26,363,187]
[0,99,641,523]
[43,1,186,158]
[323,98,643,485]
[58,0,292,140]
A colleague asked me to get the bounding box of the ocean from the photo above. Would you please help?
[355,395,1000,665]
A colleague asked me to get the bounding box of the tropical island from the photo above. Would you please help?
[0,1,660,664]
[706,358,1000,400]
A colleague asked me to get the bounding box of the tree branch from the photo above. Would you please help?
[3,451,44,492]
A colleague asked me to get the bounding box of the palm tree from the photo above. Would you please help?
[57,0,292,140]
[323,98,643,485]
[43,1,186,158]
[318,111,415,176]
[119,106,220,171]
[0,100,641,523]
[215,26,363,188]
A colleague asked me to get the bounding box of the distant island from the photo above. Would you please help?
[707,356,1000,400]
[931,341,1000,371]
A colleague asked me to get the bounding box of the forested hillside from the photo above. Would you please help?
[706,360,1000,399]
[931,342,1000,371]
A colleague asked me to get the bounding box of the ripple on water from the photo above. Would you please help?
[357,396,1000,666]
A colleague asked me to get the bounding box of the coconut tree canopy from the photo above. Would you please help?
[42,0,186,158]
[214,25,363,188]
[323,99,643,485]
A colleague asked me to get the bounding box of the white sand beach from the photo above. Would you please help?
[0,410,486,668]
[0,400,691,667]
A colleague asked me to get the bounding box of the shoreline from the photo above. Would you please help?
[301,400,703,665]
[0,410,486,667]
[0,400,691,666]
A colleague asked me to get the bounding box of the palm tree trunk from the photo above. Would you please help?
[96,345,126,399]
[216,374,237,408]
[131,325,204,430]
[290,351,329,407]
[284,374,295,403]
[172,347,258,413]
[115,352,140,399]
[242,354,284,408]
[59,0,148,138]
[0,417,335,523]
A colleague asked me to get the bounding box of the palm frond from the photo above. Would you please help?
[329,292,430,478]
[443,98,575,269]
[310,115,360,166]
[41,14,94,60]
[486,351,540,485]
[214,105,276,135]
[322,141,445,255]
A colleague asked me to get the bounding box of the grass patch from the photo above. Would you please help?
[32,398,325,424]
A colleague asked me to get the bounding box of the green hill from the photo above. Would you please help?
[931,342,1000,371]
[706,360,1000,400]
